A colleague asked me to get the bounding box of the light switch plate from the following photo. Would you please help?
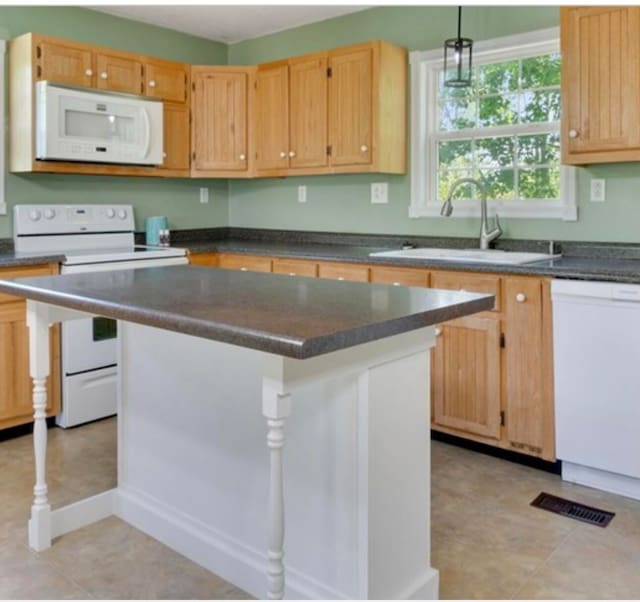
[371,182,388,204]
[590,179,606,202]
[298,185,307,203]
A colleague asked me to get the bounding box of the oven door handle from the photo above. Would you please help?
[141,108,151,159]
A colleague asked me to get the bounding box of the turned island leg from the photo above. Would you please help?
[262,378,291,600]
[26,301,52,551]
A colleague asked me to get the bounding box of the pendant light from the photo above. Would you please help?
[444,6,473,88]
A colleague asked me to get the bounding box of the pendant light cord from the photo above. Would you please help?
[457,6,462,41]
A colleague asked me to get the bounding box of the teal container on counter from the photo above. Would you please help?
[145,216,168,246]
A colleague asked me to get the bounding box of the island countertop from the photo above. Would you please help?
[0,264,493,359]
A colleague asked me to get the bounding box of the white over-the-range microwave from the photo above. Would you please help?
[35,81,164,166]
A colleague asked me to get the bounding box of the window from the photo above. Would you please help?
[410,28,577,221]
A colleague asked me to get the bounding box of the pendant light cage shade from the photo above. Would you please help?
[443,7,473,88]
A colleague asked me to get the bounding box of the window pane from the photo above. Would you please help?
[478,95,518,127]
[438,170,473,200]
[520,90,561,123]
[518,167,560,199]
[438,140,473,169]
[521,53,560,89]
[517,133,560,165]
[478,169,515,200]
[477,60,519,95]
[439,100,477,131]
[475,136,515,168]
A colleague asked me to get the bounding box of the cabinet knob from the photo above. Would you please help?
[100,71,108,79]
[240,267,248,272]
[148,80,157,88]
[360,144,369,153]
[239,154,246,161]
[279,151,287,158]
[337,277,345,281]
[85,69,93,77]
[392,282,400,286]
[289,150,296,158]
[288,272,296,276]
[435,326,442,336]
[162,152,167,158]
[516,293,527,303]
[568,129,579,139]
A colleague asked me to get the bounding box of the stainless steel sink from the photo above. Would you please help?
[369,248,560,265]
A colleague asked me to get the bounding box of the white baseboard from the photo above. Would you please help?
[51,489,117,539]
[117,486,346,600]
[562,462,640,501]
[397,567,439,600]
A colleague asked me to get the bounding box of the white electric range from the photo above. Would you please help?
[14,204,188,427]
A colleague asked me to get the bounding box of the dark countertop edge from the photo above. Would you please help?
[0,278,493,359]
[0,253,66,268]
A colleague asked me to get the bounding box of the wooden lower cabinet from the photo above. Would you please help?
[272,258,318,277]
[317,261,370,282]
[430,271,555,460]
[0,264,61,430]
[369,266,429,287]
[188,252,218,267]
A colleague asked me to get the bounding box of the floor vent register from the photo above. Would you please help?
[530,492,615,527]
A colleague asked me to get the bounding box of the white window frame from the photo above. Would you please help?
[409,27,577,221]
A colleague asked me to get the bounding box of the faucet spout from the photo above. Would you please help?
[441,177,503,250]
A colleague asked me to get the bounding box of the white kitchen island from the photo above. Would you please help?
[0,266,492,600]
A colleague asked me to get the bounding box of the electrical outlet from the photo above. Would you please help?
[590,179,606,202]
[298,185,307,203]
[199,187,209,204]
[371,182,388,204]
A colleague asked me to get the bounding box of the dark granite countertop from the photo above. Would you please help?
[0,252,66,268]
[0,265,493,359]
[182,238,640,284]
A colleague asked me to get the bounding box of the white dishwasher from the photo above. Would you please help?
[552,279,640,500]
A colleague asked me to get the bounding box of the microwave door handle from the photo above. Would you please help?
[141,108,151,160]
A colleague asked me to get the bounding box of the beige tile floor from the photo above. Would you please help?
[1,418,640,599]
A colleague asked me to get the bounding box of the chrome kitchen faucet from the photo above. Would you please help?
[441,177,503,250]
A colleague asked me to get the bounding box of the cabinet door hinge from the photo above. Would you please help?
[192,151,196,161]
[192,82,195,92]
[326,145,332,156]
[500,411,505,426]
[500,333,505,348]
[327,67,332,78]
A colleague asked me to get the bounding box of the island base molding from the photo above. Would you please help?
[25,300,439,600]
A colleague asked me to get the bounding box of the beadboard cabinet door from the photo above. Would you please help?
[562,6,640,163]
[191,67,252,176]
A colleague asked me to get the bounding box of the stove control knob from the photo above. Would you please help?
[118,209,128,220]
[44,209,56,220]
[106,208,116,218]
[29,209,42,222]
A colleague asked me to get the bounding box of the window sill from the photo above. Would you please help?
[409,201,578,221]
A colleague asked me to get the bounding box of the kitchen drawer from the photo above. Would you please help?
[370,266,429,287]
[217,254,272,273]
[0,264,58,304]
[431,271,501,312]
[189,252,218,267]
[318,262,370,282]
[272,258,318,277]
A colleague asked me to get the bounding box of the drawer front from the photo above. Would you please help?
[370,266,429,287]
[431,271,501,312]
[189,252,218,267]
[318,262,370,282]
[272,258,318,277]
[217,254,272,273]
[0,265,57,304]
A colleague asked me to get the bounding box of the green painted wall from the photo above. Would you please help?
[0,7,229,238]
[228,6,640,243]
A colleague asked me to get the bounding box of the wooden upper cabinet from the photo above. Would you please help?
[191,67,251,175]
[161,103,190,171]
[432,315,501,440]
[37,39,94,86]
[328,46,373,166]
[144,59,188,102]
[96,53,143,94]
[289,54,328,170]
[255,63,290,173]
[562,6,640,163]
